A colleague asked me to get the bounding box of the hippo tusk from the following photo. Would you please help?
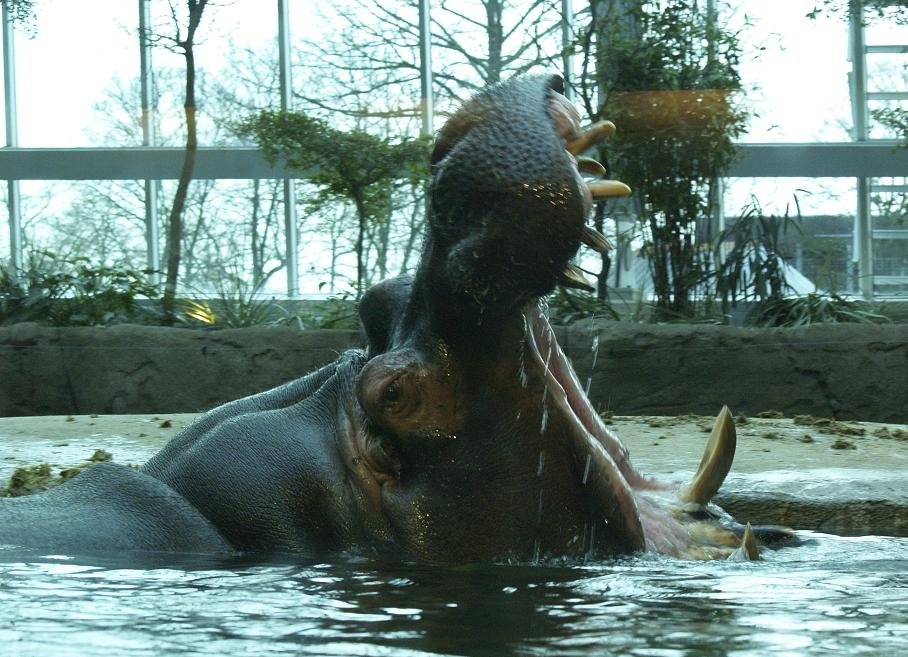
[577,156,607,176]
[566,120,616,154]
[580,226,612,254]
[588,180,632,200]
[727,522,760,561]
[678,406,736,505]
[557,264,595,291]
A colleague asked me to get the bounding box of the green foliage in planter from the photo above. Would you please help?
[0,252,160,326]
[587,0,748,320]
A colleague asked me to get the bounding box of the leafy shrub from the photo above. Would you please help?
[0,252,160,326]
[747,292,891,327]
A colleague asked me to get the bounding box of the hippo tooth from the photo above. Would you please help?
[557,264,595,291]
[566,120,616,154]
[580,226,612,254]
[678,405,737,505]
[577,156,607,176]
[588,180,632,199]
[727,523,760,561]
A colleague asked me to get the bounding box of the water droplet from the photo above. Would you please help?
[518,345,528,388]
[536,451,546,477]
[540,406,548,433]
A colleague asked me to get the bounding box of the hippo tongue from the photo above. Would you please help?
[524,304,646,554]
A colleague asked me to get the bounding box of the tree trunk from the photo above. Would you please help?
[161,0,208,321]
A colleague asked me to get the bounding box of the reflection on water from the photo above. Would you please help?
[1,533,906,657]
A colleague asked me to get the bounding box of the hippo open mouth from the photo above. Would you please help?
[0,74,769,564]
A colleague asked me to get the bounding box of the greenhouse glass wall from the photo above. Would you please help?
[1,0,906,310]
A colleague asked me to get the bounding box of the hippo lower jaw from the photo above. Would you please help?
[523,304,748,559]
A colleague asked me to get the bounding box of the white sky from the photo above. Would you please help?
[0,0,867,148]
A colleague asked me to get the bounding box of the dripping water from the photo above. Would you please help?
[518,334,529,389]
[581,454,592,484]
[585,334,600,396]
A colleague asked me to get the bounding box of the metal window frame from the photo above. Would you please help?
[3,2,907,298]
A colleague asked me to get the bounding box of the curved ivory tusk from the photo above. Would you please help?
[577,156,607,176]
[588,180,632,200]
[727,522,760,561]
[566,120,616,155]
[678,405,736,505]
[557,264,595,292]
[580,226,612,254]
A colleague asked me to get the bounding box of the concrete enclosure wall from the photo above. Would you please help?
[1,321,905,422]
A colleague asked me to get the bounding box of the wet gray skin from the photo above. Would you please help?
[0,75,762,563]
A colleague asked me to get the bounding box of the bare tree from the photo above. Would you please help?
[295,0,563,120]
[160,0,210,319]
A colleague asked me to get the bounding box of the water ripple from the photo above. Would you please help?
[0,534,906,657]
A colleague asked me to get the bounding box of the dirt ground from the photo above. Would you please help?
[1,411,905,482]
[2,412,906,536]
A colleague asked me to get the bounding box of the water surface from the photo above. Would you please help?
[2,533,906,657]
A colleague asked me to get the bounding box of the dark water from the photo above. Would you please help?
[1,533,906,657]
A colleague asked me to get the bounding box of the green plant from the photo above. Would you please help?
[548,287,622,325]
[0,251,160,326]
[210,277,273,328]
[807,1,908,23]
[176,277,275,329]
[714,199,803,314]
[581,0,748,320]
[236,112,429,298]
[748,292,891,327]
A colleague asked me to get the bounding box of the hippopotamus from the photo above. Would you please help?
[0,75,770,563]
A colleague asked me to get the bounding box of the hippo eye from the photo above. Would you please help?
[380,377,420,419]
[383,381,402,404]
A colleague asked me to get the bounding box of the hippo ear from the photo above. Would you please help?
[359,276,414,356]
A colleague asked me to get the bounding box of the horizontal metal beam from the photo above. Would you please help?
[729,142,908,178]
[866,45,908,54]
[873,229,908,239]
[0,147,293,180]
[871,184,908,193]
[0,142,907,181]
[867,91,908,100]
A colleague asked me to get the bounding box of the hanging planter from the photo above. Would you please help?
[605,89,736,137]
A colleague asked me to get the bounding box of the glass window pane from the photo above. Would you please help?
[21,180,147,267]
[731,3,852,142]
[724,177,858,294]
[14,1,137,147]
